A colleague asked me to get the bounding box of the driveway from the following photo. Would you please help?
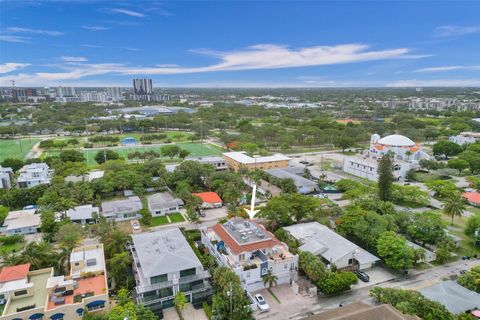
[253,285,317,320]
[351,266,396,290]
[129,219,142,233]
[201,206,228,223]
[163,304,208,320]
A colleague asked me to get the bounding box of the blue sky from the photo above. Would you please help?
[0,0,479,87]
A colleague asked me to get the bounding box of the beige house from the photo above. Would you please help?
[223,151,290,172]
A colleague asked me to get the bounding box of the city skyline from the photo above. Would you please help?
[1,1,480,87]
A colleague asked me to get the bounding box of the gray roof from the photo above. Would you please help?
[131,228,202,279]
[147,192,184,211]
[284,222,379,265]
[101,196,142,216]
[419,280,480,314]
[67,205,100,221]
[265,168,319,193]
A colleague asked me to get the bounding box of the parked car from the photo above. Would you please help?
[254,294,270,312]
[299,160,309,165]
[132,222,140,230]
[197,208,206,217]
[356,270,370,282]
[459,270,467,275]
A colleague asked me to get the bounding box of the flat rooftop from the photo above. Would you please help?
[222,219,271,245]
[4,270,51,315]
[223,151,290,164]
[46,275,106,310]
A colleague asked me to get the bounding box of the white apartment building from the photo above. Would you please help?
[449,134,477,145]
[201,218,298,292]
[17,163,53,188]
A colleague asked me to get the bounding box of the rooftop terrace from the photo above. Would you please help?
[223,219,271,245]
[4,269,51,315]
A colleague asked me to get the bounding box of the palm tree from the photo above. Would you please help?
[174,292,187,320]
[263,270,278,288]
[443,192,466,225]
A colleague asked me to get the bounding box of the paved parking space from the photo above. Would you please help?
[163,304,208,320]
[201,206,228,222]
[130,219,142,233]
[351,267,396,290]
[253,285,317,320]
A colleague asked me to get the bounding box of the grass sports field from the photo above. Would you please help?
[0,138,39,162]
[44,142,224,165]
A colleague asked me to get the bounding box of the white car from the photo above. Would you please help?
[254,294,270,312]
[132,222,140,230]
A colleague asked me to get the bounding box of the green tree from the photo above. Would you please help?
[443,192,466,225]
[299,251,326,281]
[377,153,394,201]
[94,150,121,164]
[425,179,458,198]
[458,265,480,293]
[407,211,446,246]
[40,210,58,242]
[0,205,8,225]
[432,140,463,160]
[108,251,132,289]
[161,145,181,158]
[316,271,357,296]
[334,136,355,153]
[1,158,24,171]
[376,231,414,271]
[174,292,187,320]
[465,214,480,238]
[263,270,278,288]
[139,208,152,226]
[59,149,85,162]
[54,223,84,252]
[178,149,191,160]
[448,158,469,175]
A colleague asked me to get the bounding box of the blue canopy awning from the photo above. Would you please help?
[29,314,45,320]
[86,300,106,308]
[50,313,65,320]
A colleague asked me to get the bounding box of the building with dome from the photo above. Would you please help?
[342,134,430,181]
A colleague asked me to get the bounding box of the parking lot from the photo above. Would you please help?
[253,285,317,320]
[200,206,228,223]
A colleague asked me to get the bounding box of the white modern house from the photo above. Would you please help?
[185,156,228,171]
[0,166,13,190]
[101,196,142,221]
[284,222,379,270]
[130,228,211,315]
[66,205,100,225]
[146,192,184,216]
[343,134,430,181]
[0,209,41,235]
[201,218,298,292]
[17,163,53,188]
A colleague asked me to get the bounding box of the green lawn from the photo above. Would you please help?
[0,241,24,254]
[149,215,169,226]
[43,142,224,165]
[0,138,39,162]
[169,212,185,223]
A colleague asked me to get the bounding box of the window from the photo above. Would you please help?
[158,287,173,298]
[14,289,28,296]
[86,259,97,267]
[180,268,196,278]
[151,274,168,284]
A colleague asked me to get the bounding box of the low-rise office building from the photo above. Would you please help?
[130,228,211,316]
[0,244,109,320]
[202,218,298,292]
[17,163,53,188]
[147,192,184,216]
[186,156,228,171]
[0,209,40,236]
[223,152,290,172]
[101,196,142,221]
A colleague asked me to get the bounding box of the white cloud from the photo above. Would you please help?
[386,79,480,87]
[0,63,30,74]
[61,56,88,62]
[415,65,480,73]
[6,27,63,36]
[81,25,109,31]
[108,8,145,18]
[0,43,426,85]
[434,25,480,37]
[0,35,31,43]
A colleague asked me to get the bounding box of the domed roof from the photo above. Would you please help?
[377,134,415,147]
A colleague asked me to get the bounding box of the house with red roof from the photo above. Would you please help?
[0,245,110,320]
[463,191,480,207]
[192,191,223,209]
[201,218,298,291]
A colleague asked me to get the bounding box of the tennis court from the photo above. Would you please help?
[0,138,39,162]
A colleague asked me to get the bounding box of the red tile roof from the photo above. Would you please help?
[463,192,480,205]
[0,263,31,283]
[211,219,281,255]
[192,192,222,204]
